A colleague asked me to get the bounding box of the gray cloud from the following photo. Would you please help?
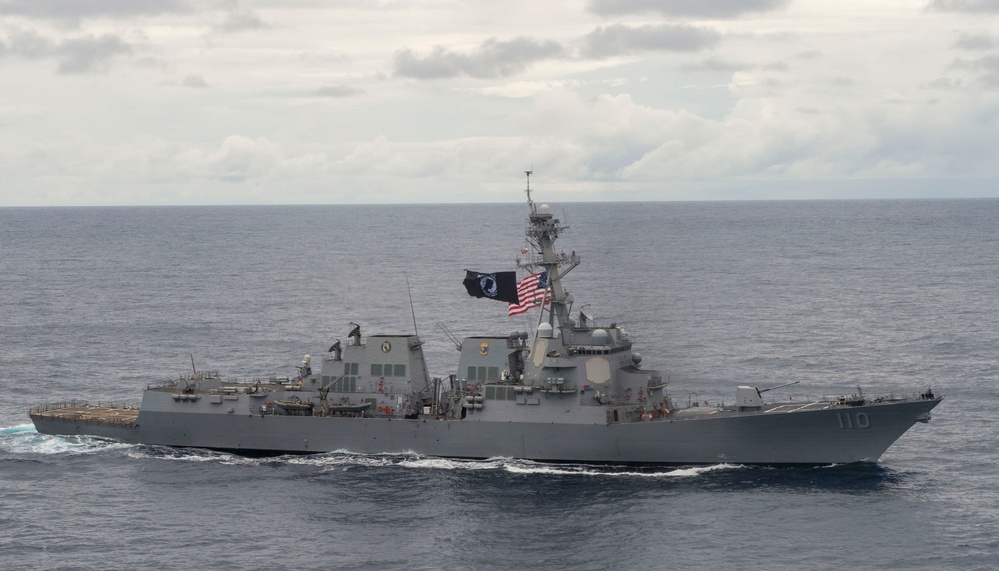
[954,32,996,50]
[216,8,266,33]
[679,57,747,72]
[2,29,136,73]
[795,50,823,60]
[929,0,999,12]
[580,24,721,59]
[0,1,264,34]
[3,29,48,57]
[588,0,790,19]
[926,76,963,90]
[58,34,134,72]
[311,84,363,97]
[181,73,208,87]
[0,0,189,22]
[948,54,999,88]
[393,36,562,79]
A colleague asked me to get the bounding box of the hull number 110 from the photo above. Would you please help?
[837,411,871,429]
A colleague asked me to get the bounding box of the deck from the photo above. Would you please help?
[29,403,140,428]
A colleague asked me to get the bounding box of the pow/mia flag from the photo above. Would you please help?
[463,270,519,304]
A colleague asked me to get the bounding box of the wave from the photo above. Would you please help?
[2,427,746,477]
[122,445,264,466]
[285,450,744,478]
[0,424,134,456]
[502,460,741,478]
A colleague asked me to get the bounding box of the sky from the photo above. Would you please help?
[1,0,999,206]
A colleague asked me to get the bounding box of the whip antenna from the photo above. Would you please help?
[406,275,419,337]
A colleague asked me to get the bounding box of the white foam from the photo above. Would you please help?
[1,425,748,477]
[499,460,740,478]
[122,446,264,466]
[288,450,744,478]
[0,424,134,456]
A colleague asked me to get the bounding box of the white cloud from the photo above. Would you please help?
[1,0,998,205]
[587,0,791,19]
[175,135,280,182]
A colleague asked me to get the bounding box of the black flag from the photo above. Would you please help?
[463,270,519,304]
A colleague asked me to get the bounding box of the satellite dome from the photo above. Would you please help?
[592,328,608,345]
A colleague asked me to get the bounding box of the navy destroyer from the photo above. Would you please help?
[30,175,942,464]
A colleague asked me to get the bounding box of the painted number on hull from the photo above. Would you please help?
[837,411,871,429]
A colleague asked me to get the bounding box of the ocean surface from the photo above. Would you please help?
[1,199,997,570]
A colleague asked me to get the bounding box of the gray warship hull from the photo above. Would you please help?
[31,394,940,464]
[29,174,944,465]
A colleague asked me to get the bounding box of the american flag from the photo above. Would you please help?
[508,271,550,316]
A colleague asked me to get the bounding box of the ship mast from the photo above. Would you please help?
[519,173,580,330]
[525,170,536,215]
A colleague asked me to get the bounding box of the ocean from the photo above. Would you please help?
[1,199,997,570]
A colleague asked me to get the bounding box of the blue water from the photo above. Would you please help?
[2,200,997,570]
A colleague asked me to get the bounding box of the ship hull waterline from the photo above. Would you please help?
[30,397,941,465]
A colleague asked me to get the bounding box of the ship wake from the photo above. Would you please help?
[0,424,134,456]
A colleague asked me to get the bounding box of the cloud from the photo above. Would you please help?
[580,24,721,59]
[177,135,280,182]
[215,8,266,33]
[1,29,136,73]
[58,34,134,73]
[393,26,721,79]
[0,0,190,23]
[679,57,748,72]
[954,32,996,50]
[928,0,999,12]
[925,76,964,90]
[393,36,562,79]
[180,73,208,87]
[951,54,999,87]
[587,0,791,19]
[0,1,266,34]
[311,84,363,97]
